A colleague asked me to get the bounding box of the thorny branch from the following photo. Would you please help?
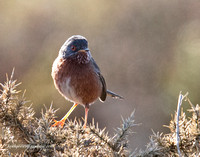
[1,70,200,156]
[0,70,136,156]
[176,92,188,157]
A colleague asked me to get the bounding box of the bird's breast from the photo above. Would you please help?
[52,57,102,105]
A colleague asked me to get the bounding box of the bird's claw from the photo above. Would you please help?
[52,119,65,128]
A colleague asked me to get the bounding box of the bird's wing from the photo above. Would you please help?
[91,58,107,102]
[98,73,107,101]
[91,57,100,72]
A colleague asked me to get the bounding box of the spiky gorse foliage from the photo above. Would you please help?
[0,70,136,156]
[132,96,200,157]
[2,70,200,157]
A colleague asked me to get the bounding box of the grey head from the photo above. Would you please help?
[59,35,92,63]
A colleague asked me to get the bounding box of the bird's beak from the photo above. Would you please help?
[78,48,89,53]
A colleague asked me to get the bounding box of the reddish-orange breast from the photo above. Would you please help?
[52,56,102,106]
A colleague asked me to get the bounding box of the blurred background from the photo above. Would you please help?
[1,0,200,150]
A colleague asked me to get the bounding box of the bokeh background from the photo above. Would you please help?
[1,0,200,150]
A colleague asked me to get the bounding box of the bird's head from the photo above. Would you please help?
[59,35,92,64]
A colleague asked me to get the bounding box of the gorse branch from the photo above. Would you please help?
[112,111,138,154]
[132,92,200,157]
[1,70,199,156]
[0,70,136,156]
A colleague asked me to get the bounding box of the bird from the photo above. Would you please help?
[51,35,123,128]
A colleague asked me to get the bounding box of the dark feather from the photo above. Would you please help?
[107,90,124,99]
[99,74,107,101]
[91,58,123,101]
[91,58,100,73]
[91,58,107,102]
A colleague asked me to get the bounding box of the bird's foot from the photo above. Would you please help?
[83,124,87,129]
[52,119,65,128]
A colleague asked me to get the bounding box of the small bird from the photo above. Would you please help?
[51,35,123,128]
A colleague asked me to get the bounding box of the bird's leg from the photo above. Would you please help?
[83,104,89,128]
[52,103,78,127]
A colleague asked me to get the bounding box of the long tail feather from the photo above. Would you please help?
[107,90,124,99]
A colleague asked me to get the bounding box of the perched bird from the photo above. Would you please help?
[51,35,123,128]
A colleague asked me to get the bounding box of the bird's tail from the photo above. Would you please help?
[107,90,124,100]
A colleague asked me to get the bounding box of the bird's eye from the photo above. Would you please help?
[71,45,76,51]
